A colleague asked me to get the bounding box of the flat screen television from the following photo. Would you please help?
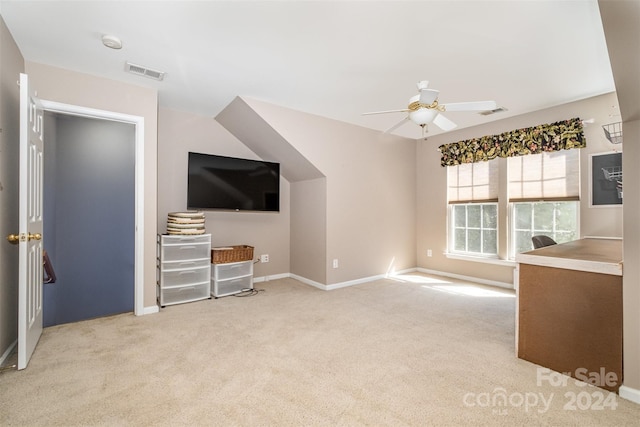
[187,152,280,212]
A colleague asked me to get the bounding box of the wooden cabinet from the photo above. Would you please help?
[515,238,623,392]
[157,234,211,307]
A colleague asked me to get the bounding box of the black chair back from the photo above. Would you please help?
[532,235,557,249]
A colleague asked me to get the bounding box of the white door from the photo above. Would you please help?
[17,73,44,370]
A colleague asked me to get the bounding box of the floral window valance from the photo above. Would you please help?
[438,117,585,167]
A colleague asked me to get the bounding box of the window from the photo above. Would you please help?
[508,150,579,202]
[511,201,578,256]
[446,149,581,261]
[448,161,499,257]
[451,203,498,255]
[508,150,580,257]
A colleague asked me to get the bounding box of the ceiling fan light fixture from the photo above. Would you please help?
[363,80,497,135]
[409,108,438,125]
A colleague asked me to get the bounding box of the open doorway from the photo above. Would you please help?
[42,112,136,326]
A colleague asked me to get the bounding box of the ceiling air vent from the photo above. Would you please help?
[125,61,165,81]
[478,107,508,116]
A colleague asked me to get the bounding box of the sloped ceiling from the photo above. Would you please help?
[216,97,324,182]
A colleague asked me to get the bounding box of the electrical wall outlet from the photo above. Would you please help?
[332,259,339,269]
[260,254,269,263]
[427,249,433,257]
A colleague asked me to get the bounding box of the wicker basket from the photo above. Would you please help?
[211,245,254,264]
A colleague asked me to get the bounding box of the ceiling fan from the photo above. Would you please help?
[363,80,497,135]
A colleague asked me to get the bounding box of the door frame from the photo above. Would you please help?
[40,100,145,316]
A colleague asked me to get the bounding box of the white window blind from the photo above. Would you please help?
[448,160,499,204]
[508,149,580,202]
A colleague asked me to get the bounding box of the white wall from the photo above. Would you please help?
[599,0,640,403]
[620,119,640,400]
[417,92,622,285]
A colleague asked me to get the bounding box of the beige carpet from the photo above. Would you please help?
[1,273,639,426]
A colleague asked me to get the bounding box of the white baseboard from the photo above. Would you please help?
[290,273,382,291]
[253,273,290,283]
[247,267,513,292]
[619,385,640,404]
[142,305,159,315]
[417,267,514,290]
[290,268,417,291]
[260,272,367,291]
[289,273,327,290]
[0,340,17,366]
[325,273,387,290]
[253,272,330,290]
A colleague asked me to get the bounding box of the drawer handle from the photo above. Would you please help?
[179,261,196,266]
[179,246,197,250]
[178,271,196,276]
[178,286,196,292]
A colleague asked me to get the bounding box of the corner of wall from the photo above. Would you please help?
[0,12,24,367]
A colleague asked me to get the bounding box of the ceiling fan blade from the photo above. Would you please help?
[442,100,497,112]
[419,89,439,105]
[362,108,410,116]
[384,117,410,133]
[432,113,457,131]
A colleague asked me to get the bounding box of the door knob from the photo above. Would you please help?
[6,233,42,244]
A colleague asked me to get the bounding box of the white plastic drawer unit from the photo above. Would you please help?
[214,260,253,281]
[161,258,210,272]
[160,240,210,262]
[216,275,252,297]
[161,283,210,306]
[157,234,211,307]
[160,265,210,288]
[211,260,253,298]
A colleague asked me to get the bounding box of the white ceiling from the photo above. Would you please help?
[0,0,615,139]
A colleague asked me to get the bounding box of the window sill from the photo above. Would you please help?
[445,252,516,268]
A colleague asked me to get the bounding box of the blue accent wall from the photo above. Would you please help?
[43,113,135,326]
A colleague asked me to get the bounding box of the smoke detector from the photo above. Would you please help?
[125,61,165,81]
[102,35,122,50]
